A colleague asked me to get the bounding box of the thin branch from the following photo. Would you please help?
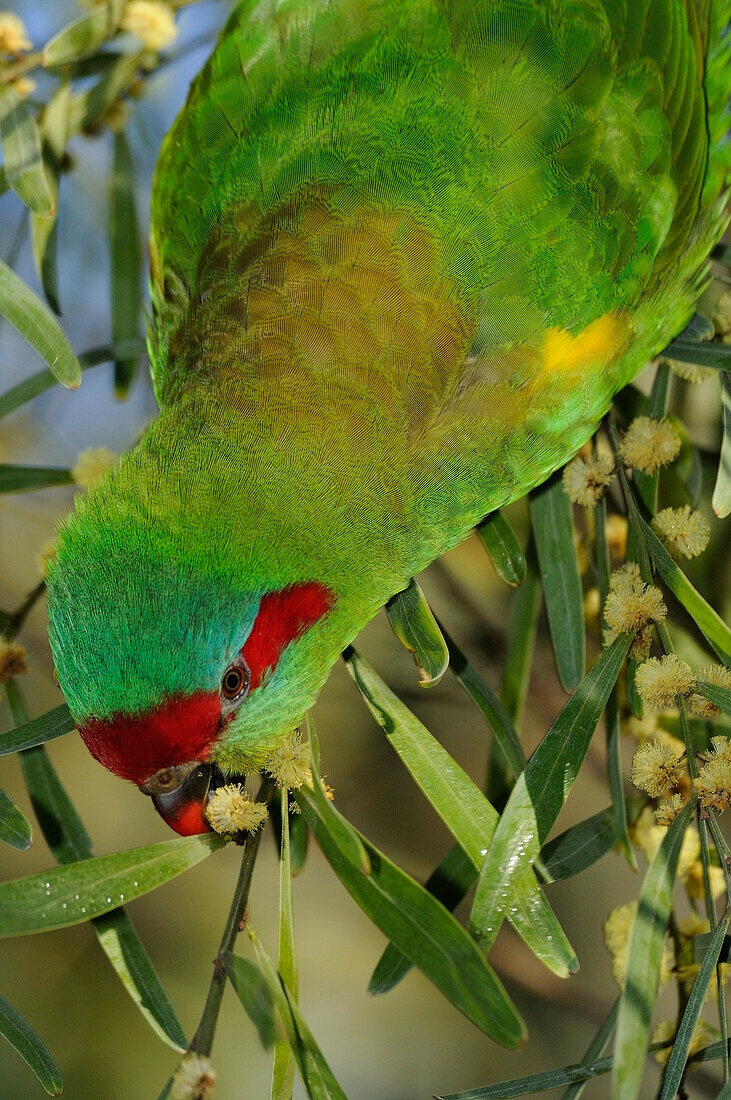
[188,773,277,1058]
[2,581,46,641]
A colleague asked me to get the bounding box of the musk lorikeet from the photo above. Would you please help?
[47,0,730,834]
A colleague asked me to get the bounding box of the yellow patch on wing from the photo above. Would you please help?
[541,312,631,379]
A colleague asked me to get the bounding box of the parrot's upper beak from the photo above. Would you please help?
[140,761,226,835]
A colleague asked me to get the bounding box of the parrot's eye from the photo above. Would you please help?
[220,657,251,709]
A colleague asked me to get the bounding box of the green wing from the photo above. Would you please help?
[148,0,729,529]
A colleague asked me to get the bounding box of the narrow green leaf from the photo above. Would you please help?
[0,834,223,936]
[0,703,74,755]
[612,801,694,1100]
[646,360,673,418]
[246,932,348,1099]
[640,514,731,664]
[0,464,73,494]
[109,130,142,396]
[31,83,72,314]
[0,85,53,217]
[499,555,541,731]
[634,362,670,514]
[369,592,539,997]
[304,719,370,877]
[476,511,526,587]
[0,993,62,1096]
[718,1081,731,1100]
[0,788,31,850]
[61,50,126,80]
[288,810,309,876]
[539,808,617,883]
[272,787,296,1099]
[0,339,145,419]
[39,81,72,164]
[386,579,449,685]
[713,372,731,518]
[469,635,631,952]
[368,843,476,995]
[562,999,618,1100]
[345,648,576,977]
[443,628,526,781]
[435,1031,731,1098]
[486,548,540,811]
[225,953,278,1049]
[30,174,60,315]
[271,795,309,877]
[93,911,187,1051]
[661,338,730,370]
[658,907,731,1100]
[626,657,644,719]
[67,50,145,138]
[4,681,189,1050]
[697,681,731,717]
[606,700,635,865]
[295,737,526,1047]
[44,0,126,66]
[436,1054,621,1099]
[370,808,619,993]
[595,497,636,869]
[345,648,497,865]
[0,260,81,387]
[21,783,184,1048]
[277,792,296,995]
[530,472,585,690]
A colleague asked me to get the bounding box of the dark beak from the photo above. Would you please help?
[148,762,226,836]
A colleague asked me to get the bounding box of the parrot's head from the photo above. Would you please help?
[45,463,350,836]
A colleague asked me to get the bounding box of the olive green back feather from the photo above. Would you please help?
[148,0,729,540]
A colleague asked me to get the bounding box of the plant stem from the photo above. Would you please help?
[189,773,277,1057]
[0,51,43,84]
[2,580,46,641]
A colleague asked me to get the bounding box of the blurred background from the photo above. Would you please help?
[0,3,728,1098]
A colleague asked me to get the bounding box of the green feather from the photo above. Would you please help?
[48,0,730,776]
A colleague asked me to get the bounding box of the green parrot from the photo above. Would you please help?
[47,0,730,834]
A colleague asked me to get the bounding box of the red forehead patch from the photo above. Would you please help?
[79,692,221,785]
[242,582,334,689]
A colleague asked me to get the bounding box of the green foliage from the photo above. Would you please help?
[247,928,348,1099]
[109,130,142,396]
[0,260,80,388]
[0,787,32,850]
[0,993,62,1096]
[386,578,449,685]
[476,511,527,588]
[0,831,222,936]
[529,473,585,690]
[612,802,693,1099]
[0,85,54,217]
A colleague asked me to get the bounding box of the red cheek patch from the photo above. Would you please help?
[242,582,334,689]
[78,583,333,786]
[79,691,221,785]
